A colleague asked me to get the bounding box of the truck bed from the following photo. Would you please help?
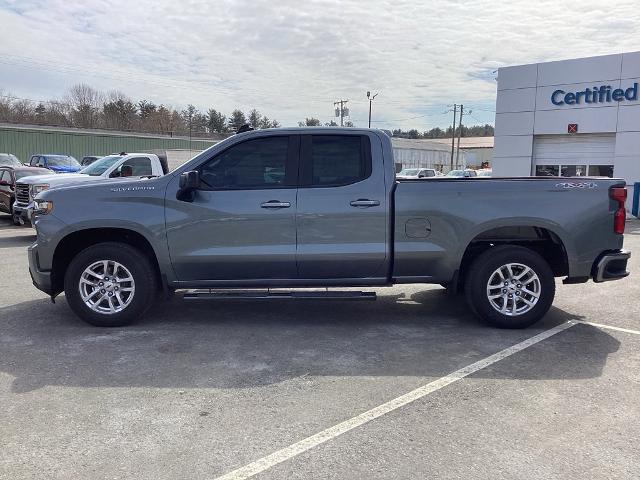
[392,177,625,282]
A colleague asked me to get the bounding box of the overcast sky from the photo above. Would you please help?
[1,0,640,130]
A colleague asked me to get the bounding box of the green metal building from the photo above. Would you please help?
[0,123,223,163]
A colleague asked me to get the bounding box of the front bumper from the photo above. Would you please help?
[593,249,631,283]
[12,201,33,225]
[28,243,53,295]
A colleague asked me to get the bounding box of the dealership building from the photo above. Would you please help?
[493,51,640,206]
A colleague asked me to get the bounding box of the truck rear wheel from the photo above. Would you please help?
[64,242,157,327]
[464,245,555,329]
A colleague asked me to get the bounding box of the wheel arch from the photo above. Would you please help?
[454,222,571,292]
[51,227,163,296]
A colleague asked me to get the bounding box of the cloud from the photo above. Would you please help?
[0,0,639,129]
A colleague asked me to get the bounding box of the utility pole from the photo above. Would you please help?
[334,99,349,127]
[455,105,472,168]
[366,91,378,128]
[455,104,463,168]
[449,104,457,171]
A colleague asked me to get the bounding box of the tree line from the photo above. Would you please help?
[298,117,354,127]
[298,117,492,138]
[0,83,495,138]
[392,124,494,139]
[0,83,280,136]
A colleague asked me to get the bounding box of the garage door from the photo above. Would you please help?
[533,134,615,177]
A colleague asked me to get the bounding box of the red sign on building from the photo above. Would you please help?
[568,123,578,133]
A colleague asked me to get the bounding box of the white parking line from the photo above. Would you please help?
[577,321,640,336]
[213,321,577,480]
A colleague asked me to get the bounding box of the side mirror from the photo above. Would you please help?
[418,173,425,178]
[0,180,8,186]
[177,170,200,202]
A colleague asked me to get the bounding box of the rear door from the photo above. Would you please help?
[296,133,389,280]
[165,134,299,281]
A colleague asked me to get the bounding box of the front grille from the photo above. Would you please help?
[15,184,30,204]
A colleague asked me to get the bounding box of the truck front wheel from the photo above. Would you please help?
[464,245,555,329]
[64,242,157,327]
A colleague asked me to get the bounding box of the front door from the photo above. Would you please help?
[0,169,11,213]
[165,134,299,282]
[296,133,389,280]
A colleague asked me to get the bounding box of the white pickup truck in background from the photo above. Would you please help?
[12,152,168,225]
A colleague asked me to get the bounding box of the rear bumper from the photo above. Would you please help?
[28,243,53,295]
[593,250,631,283]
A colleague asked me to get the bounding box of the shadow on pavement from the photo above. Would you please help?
[0,288,619,393]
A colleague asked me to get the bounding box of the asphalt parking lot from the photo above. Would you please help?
[1,215,639,480]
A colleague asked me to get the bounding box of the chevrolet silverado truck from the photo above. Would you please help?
[27,128,631,328]
[13,152,168,225]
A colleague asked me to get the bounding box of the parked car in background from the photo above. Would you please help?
[397,168,438,179]
[446,169,478,178]
[28,154,81,173]
[14,153,168,226]
[81,155,101,166]
[0,153,22,168]
[476,169,492,177]
[0,166,50,222]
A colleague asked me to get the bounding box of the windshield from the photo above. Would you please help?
[399,169,419,176]
[446,170,464,177]
[80,155,122,176]
[0,154,22,167]
[15,170,51,180]
[46,155,81,168]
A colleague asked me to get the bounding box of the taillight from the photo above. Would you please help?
[610,186,627,234]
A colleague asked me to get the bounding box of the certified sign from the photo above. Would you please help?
[552,83,638,106]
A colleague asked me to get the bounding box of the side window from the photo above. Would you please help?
[307,135,371,187]
[425,170,435,177]
[115,157,153,177]
[199,136,290,189]
[0,170,9,184]
[29,156,39,167]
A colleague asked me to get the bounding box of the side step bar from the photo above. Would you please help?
[183,289,377,301]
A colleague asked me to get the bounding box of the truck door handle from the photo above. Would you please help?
[261,200,291,208]
[350,199,380,207]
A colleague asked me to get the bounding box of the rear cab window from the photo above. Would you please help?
[301,135,372,187]
[111,157,153,177]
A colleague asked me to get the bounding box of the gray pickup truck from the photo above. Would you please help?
[28,128,630,328]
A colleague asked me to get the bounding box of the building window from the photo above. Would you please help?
[536,164,613,178]
[535,165,560,176]
[588,165,614,177]
[560,165,587,177]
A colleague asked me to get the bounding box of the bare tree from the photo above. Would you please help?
[66,83,102,128]
[0,91,13,122]
[11,99,35,123]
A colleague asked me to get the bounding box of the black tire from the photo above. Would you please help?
[64,242,157,327]
[464,245,555,329]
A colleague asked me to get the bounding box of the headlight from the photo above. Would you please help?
[33,199,53,215]
[30,184,49,198]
